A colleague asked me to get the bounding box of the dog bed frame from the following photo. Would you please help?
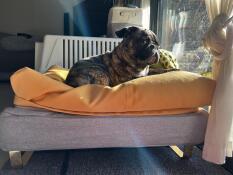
[0,35,209,168]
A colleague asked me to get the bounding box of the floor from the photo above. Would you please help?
[0,147,232,175]
[0,82,232,175]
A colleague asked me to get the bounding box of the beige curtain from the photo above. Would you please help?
[203,0,233,164]
[141,0,150,29]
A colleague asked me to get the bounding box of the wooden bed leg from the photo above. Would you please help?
[9,151,33,168]
[169,145,193,159]
[9,151,23,168]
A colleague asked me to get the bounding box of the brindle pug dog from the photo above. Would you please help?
[65,26,170,87]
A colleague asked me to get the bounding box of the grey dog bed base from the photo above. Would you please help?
[0,107,208,151]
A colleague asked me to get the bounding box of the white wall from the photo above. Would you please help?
[0,0,82,38]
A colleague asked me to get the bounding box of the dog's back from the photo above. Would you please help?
[65,54,111,87]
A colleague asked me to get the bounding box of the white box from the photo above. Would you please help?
[107,7,143,37]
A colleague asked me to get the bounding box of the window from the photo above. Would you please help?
[152,0,212,76]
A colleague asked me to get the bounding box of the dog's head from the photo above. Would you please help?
[115,26,160,67]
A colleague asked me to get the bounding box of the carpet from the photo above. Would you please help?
[0,146,231,175]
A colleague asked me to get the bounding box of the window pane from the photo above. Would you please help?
[158,0,212,76]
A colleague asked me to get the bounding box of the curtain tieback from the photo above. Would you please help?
[203,14,233,60]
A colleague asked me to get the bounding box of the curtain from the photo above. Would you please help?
[150,0,159,34]
[141,0,150,29]
[202,0,233,164]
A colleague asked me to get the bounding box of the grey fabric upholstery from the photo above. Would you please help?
[0,107,208,151]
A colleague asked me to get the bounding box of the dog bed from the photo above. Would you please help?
[10,66,215,116]
[0,107,208,151]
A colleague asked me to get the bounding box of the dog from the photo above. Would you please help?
[65,26,161,87]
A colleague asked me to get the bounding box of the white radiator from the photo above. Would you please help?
[37,35,122,72]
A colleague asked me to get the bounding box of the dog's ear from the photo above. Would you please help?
[115,27,129,38]
[115,26,139,38]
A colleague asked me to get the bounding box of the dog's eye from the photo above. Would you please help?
[143,38,150,44]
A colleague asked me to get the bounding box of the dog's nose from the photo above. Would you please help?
[149,44,155,49]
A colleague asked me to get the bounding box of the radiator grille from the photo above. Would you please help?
[62,39,121,68]
[39,35,122,72]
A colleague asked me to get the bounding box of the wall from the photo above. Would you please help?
[0,0,35,35]
[0,0,82,38]
[0,0,150,38]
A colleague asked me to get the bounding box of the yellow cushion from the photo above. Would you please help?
[44,65,68,82]
[11,67,215,116]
